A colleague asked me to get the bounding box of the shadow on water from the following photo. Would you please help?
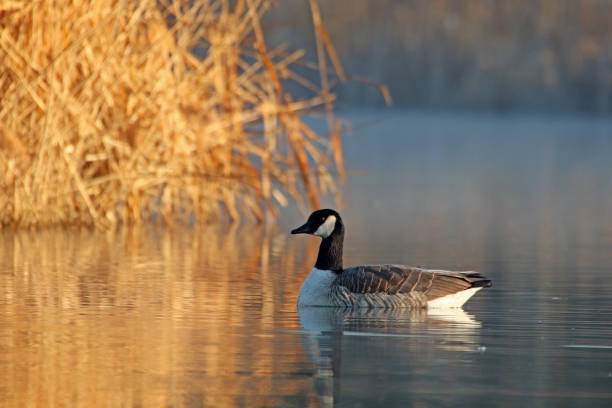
[2,111,612,407]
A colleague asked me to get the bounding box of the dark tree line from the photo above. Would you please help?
[266,0,612,112]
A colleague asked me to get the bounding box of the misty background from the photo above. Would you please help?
[265,0,612,113]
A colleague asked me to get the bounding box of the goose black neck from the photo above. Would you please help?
[315,226,344,272]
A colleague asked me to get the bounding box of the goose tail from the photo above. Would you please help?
[427,271,492,309]
[462,272,493,288]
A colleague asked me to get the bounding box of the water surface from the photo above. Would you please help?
[2,111,612,407]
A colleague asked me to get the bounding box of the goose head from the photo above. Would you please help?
[291,209,342,239]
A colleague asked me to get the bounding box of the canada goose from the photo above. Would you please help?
[291,209,492,308]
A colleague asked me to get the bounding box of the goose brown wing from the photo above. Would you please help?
[334,265,491,300]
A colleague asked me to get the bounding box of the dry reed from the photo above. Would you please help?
[0,0,346,228]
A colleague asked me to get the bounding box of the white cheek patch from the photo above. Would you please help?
[314,215,336,238]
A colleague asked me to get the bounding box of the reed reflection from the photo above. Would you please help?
[0,225,321,408]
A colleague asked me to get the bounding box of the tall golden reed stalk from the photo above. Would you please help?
[0,0,345,228]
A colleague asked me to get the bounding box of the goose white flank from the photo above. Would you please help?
[291,209,492,309]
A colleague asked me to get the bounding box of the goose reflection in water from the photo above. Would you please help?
[297,307,483,407]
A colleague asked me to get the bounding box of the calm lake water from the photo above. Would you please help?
[2,111,612,407]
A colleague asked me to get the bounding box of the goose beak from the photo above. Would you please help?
[291,222,311,234]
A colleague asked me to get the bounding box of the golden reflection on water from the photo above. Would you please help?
[0,225,323,408]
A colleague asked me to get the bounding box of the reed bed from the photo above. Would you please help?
[0,0,345,228]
